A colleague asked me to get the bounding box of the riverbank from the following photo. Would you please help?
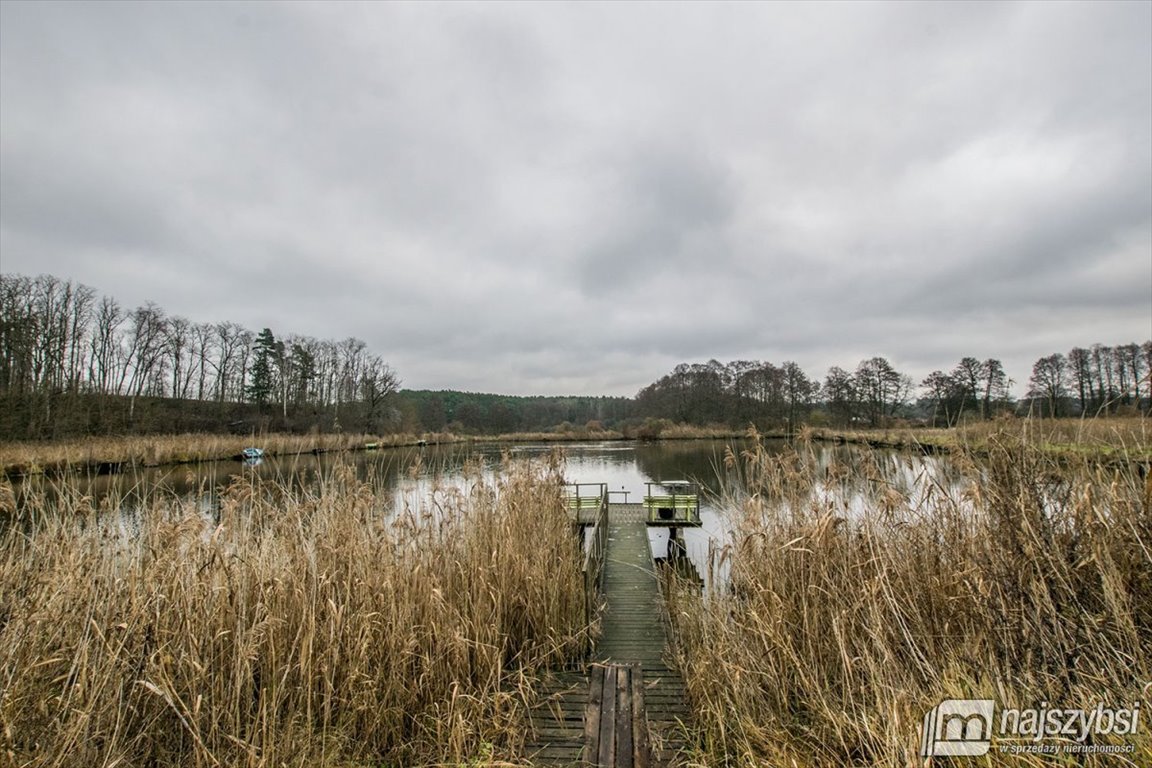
[2,417,1144,479]
[0,424,757,478]
[803,416,1152,462]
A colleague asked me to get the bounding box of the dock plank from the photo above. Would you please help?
[524,503,693,766]
[589,508,689,765]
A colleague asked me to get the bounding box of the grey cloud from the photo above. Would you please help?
[1,1,1149,396]
[574,142,737,295]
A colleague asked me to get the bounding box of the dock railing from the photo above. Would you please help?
[582,486,609,628]
[643,480,701,525]
[567,482,607,526]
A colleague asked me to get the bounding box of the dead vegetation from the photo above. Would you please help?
[0,454,588,767]
[807,415,1152,461]
[667,427,1152,766]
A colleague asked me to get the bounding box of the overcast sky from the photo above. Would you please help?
[1,1,1149,396]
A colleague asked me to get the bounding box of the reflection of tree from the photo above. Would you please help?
[632,439,764,496]
[632,439,972,513]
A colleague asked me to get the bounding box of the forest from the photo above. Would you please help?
[1,271,1149,440]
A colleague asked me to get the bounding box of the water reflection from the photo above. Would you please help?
[10,438,970,593]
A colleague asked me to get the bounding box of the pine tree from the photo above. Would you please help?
[247,328,277,408]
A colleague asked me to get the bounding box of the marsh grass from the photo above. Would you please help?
[0,429,620,478]
[0,432,416,478]
[0,453,588,767]
[808,415,1152,461]
[667,427,1151,766]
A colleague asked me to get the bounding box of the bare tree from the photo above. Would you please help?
[0,273,36,394]
[122,303,168,420]
[1028,353,1068,417]
[854,357,910,426]
[286,335,320,407]
[949,356,983,419]
[1067,347,1094,414]
[358,354,401,431]
[1143,341,1152,407]
[211,322,247,402]
[64,281,95,394]
[921,370,957,426]
[1112,342,1142,407]
[188,322,215,401]
[1114,343,1144,409]
[164,315,191,399]
[1091,344,1116,413]
[87,296,125,396]
[235,329,254,402]
[781,361,816,426]
[823,366,857,425]
[979,358,1010,418]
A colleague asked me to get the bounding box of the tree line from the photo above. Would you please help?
[635,360,819,427]
[1027,343,1151,417]
[919,357,1012,426]
[0,272,399,438]
[631,342,1150,430]
[2,271,1148,440]
[633,356,917,428]
[400,390,634,434]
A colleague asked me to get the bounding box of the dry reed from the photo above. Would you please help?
[0,432,419,477]
[808,415,1152,460]
[0,430,626,478]
[0,453,588,767]
[667,427,1151,766]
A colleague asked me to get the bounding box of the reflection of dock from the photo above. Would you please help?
[525,486,700,766]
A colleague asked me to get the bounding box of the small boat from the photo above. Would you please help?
[240,447,265,461]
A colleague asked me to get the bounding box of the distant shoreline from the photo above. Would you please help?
[3,417,1148,479]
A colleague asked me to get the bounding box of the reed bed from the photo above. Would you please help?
[808,415,1152,460]
[667,428,1151,766]
[0,454,588,767]
[0,432,422,477]
[0,429,621,478]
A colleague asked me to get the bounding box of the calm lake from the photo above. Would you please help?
[12,438,969,590]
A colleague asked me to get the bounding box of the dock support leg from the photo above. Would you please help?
[668,526,685,560]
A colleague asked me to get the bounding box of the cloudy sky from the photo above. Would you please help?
[1,1,1149,396]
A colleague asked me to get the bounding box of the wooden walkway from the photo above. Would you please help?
[524,505,690,766]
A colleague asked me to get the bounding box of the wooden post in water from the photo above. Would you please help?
[668,525,684,561]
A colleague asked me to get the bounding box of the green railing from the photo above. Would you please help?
[643,481,701,525]
[565,482,606,525]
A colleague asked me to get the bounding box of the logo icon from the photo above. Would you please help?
[921,699,995,756]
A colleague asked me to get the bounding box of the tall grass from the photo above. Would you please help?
[0,454,588,767]
[667,428,1151,766]
[0,428,620,478]
[0,432,415,477]
[807,415,1152,460]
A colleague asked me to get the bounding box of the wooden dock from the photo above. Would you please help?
[524,500,692,766]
